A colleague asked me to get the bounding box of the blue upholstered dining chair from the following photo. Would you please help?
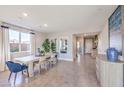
[6,61,29,84]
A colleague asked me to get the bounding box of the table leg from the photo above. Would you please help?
[28,62,34,77]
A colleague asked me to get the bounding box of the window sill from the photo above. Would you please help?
[10,51,31,55]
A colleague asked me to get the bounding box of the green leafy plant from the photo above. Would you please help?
[51,40,56,53]
[39,47,45,56]
[42,39,50,53]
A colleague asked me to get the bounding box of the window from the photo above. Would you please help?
[21,32,30,51]
[9,29,31,53]
[9,30,19,52]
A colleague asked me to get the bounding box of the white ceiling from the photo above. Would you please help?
[0,5,117,33]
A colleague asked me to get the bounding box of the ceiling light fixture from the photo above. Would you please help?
[22,12,28,17]
[44,24,48,27]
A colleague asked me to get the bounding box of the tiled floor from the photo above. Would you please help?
[0,54,100,87]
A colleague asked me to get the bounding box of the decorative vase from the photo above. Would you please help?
[106,48,119,62]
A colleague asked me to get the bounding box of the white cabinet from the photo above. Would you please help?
[96,55,124,87]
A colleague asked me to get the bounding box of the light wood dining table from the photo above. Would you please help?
[14,55,47,77]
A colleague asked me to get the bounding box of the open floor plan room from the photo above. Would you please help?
[0,5,124,87]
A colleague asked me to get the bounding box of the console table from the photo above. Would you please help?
[96,55,124,87]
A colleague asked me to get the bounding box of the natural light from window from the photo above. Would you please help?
[9,29,31,53]
[21,32,30,51]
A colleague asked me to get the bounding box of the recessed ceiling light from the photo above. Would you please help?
[44,24,48,27]
[22,12,28,17]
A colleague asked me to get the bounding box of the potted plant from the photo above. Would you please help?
[42,38,50,53]
[51,40,56,53]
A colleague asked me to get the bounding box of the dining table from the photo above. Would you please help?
[14,55,47,77]
[14,53,57,77]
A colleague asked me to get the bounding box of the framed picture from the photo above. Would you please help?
[60,38,68,53]
[108,6,122,55]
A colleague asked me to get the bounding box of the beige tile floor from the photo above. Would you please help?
[0,54,100,87]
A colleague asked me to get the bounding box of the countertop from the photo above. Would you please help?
[96,54,124,64]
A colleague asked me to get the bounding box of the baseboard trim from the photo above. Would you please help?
[58,58,73,62]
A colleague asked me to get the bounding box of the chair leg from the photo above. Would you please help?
[14,73,17,85]
[45,63,47,70]
[51,61,53,67]
[27,69,29,77]
[8,72,12,82]
[39,65,42,74]
[49,61,51,69]
[22,70,23,75]
[49,61,51,68]
[33,64,35,72]
[48,61,50,69]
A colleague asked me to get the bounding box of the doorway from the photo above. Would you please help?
[84,35,98,58]
[73,34,84,62]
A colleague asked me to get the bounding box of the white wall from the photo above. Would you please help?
[98,22,109,54]
[85,39,93,53]
[35,31,47,51]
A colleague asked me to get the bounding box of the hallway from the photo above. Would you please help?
[0,55,99,87]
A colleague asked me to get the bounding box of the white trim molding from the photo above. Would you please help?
[58,58,73,62]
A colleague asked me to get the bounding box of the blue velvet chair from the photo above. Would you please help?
[6,61,29,84]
